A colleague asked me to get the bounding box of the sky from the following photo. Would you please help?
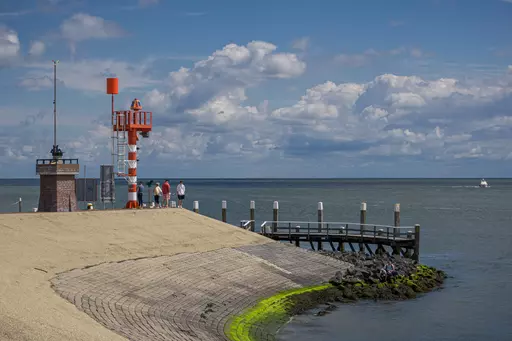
[0,0,511,178]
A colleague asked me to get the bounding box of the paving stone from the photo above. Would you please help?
[51,242,350,341]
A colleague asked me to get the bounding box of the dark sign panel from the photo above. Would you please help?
[76,178,99,202]
[100,165,115,203]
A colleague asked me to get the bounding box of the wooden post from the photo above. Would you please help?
[18,197,22,213]
[83,165,86,210]
[272,201,278,232]
[394,203,400,236]
[393,203,401,255]
[295,225,300,247]
[250,200,255,231]
[193,201,199,213]
[338,225,345,252]
[317,202,324,250]
[359,202,366,252]
[413,224,420,262]
[221,200,227,222]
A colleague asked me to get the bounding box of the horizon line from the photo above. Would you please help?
[0,177,508,180]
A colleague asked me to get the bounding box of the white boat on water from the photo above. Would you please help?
[479,179,489,188]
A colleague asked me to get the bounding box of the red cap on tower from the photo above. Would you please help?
[106,78,119,95]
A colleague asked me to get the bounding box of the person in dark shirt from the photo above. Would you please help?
[137,182,144,208]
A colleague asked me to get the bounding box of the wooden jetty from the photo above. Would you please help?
[258,221,420,261]
[236,200,421,262]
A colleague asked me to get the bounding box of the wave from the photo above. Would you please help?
[423,206,461,210]
[430,185,492,189]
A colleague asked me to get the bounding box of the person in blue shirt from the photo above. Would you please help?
[137,182,144,208]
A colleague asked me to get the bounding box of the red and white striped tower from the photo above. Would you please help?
[111,106,152,209]
[126,129,138,208]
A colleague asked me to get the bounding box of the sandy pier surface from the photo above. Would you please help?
[0,209,271,341]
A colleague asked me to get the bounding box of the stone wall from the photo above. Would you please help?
[38,174,78,212]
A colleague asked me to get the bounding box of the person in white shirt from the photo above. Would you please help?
[176,180,186,208]
[153,182,163,208]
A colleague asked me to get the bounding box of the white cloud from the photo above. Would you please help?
[28,41,45,56]
[152,40,305,116]
[20,59,158,92]
[134,63,511,168]
[269,73,512,161]
[18,75,54,90]
[9,41,304,166]
[409,48,423,58]
[272,81,364,121]
[334,53,370,67]
[4,39,512,177]
[144,89,170,110]
[334,47,425,67]
[0,26,20,62]
[60,13,124,41]
[291,37,310,51]
[60,13,125,54]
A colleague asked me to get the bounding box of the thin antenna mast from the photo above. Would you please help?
[52,60,58,148]
[50,59,61,159]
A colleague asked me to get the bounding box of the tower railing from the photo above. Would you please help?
[113,111,153,130]
[36,158,79,165]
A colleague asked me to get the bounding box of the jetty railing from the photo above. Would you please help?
[260,221,416,240]
[257,219,420,260]
[240,220,255,231]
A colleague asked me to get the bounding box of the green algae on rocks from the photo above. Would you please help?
[225,284,333,341]
[225,255,446,341]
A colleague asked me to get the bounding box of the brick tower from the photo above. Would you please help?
[36,59,80,212]
[36,148,79,212]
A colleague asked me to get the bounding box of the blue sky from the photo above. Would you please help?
[0,0,511,178]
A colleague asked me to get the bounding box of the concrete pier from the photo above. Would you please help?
[0,209,349,341]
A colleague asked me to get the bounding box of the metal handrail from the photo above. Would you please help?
[36,158,79,165]
[260,220,415,229]
[240,220,254,231]
[259,220,418,241]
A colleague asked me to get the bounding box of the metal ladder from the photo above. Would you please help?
[112,112,127,176]
[116,130,127,175]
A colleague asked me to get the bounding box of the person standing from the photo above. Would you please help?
[162,180,171,208]
[153,182,163,208]
[137,182,145,208]
[176,180,185,208]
